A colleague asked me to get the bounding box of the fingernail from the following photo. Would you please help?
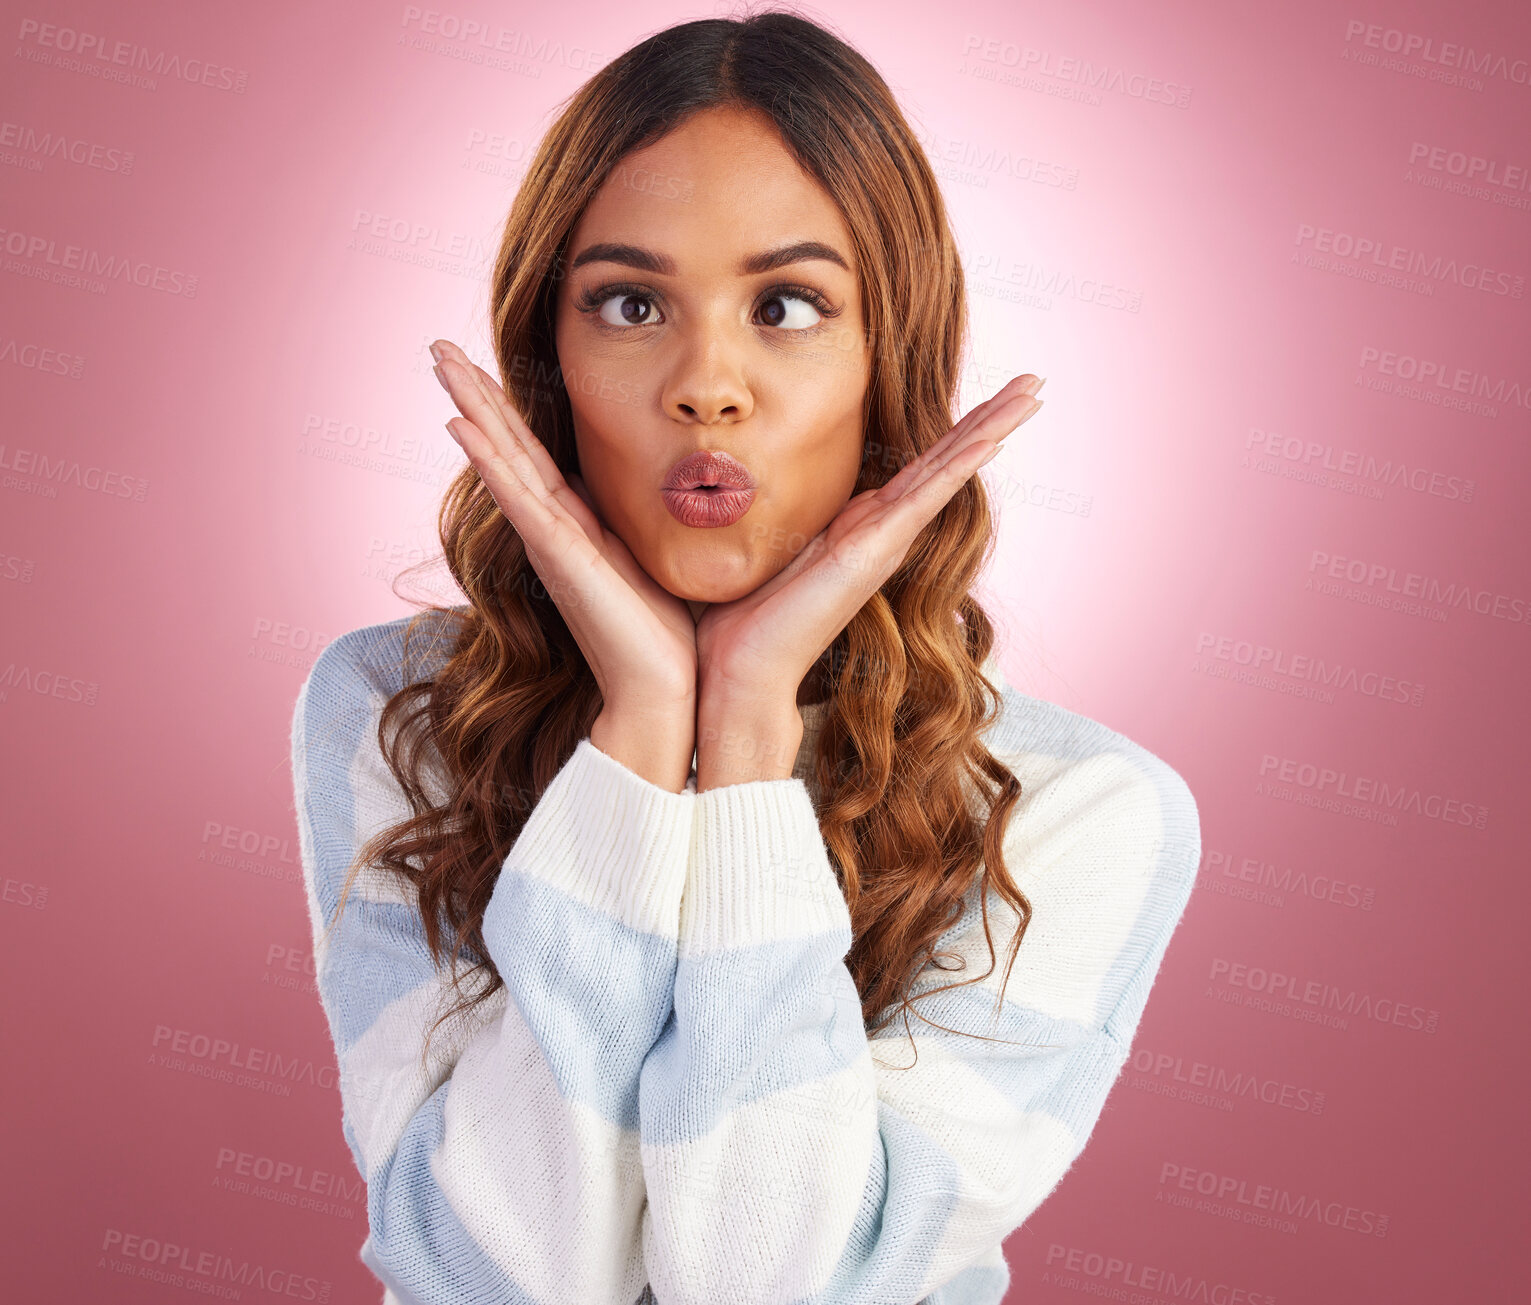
[978,444,1001,468]
[433,362,449,392]
[444,419,459,442]
[429,341,446,363]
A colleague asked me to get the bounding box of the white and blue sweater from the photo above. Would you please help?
[290,613,1202,1305]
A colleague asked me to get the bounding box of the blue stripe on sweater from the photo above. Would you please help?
[808,1105,964,1303]
[484,870,679,1131]
[362,1079,542,1304]
[795,1029,1124,1305]
[639,928,865,1144]
[301,622,681,1131]
[922,1259,1011,1305]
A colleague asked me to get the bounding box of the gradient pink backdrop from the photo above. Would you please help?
[3,0,1527,1299]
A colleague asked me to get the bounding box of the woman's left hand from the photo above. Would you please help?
[695,372,1046,718]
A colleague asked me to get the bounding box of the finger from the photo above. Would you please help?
[564,471,683,606]
[887,387,1041,505]
[747,380,1043,611]
[753,392,1029,603]
[433,347,669,634]
[435,356,528,461]
[432,341,605,539]
[934,373,1040,451]
[893,434,1002,524]
[835,436,1001,591]
[872,376,1039,502]
[740,384,1042,631]
[436,357,572,519]
[933,381,1041,461]
[444,414,568,562]
[434,341,564,489]
[899,393,1041,502]
[447,411,674,654]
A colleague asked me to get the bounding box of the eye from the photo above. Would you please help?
[592,288,662,328]
[756,289,824,330]
[574,279,841,332]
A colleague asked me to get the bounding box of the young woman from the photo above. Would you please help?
[290,11,1201,1305]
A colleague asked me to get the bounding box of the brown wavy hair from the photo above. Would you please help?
[322,5,1035,1070]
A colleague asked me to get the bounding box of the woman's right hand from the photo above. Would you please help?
[430,339,698,790]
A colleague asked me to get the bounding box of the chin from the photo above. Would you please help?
[658,573,762,605]
[646,543,772,605]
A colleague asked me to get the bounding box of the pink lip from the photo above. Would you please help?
[661,449,757,528]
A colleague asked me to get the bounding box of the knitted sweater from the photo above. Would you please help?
[290,612,1202,1305]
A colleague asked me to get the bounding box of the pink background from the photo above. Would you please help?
[3,0,1527,1299]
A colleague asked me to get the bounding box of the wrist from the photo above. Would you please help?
[590,706,696,794]
[695,694,804,791]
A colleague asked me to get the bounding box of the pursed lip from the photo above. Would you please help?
[661,449,757,492]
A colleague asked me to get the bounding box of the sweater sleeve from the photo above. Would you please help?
[292,629,694,1305]
[635,718,1202,1305]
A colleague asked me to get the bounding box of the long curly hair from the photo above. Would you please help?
[323,6,1033,1070]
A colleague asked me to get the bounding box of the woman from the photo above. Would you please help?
[291,10,1201,1305]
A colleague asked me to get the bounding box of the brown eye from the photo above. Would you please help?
[597,292,661,327]
[756,292,823,330]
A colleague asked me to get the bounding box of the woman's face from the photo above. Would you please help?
[553,105,871,620]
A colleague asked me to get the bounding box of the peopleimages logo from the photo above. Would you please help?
[1158,1160,1390,1239]
[14,19,250,93]
[398,6,605,74]
[0,120,136,175]
[1209,957,1440,1035]
[1200,846,1377,912]
[0,335,87,378]
[0,443,149,500]
[911,125,1081,191]
[1257,752,1488,830]
[99,1228,330,1300]
[213,1146,363,1208]
[0,225,199,296]
[0,662,99,707]
[1307,549,1531,627]
[1358,346,1531,410]
[1293,222,1525,297]
[1342,19,1531,87]
[1194,630,1425,707]
[298,411,458,488]
[1407,142,1531,194]
[1041,1242,1276,1303]
[148,1024,340,1094]
[1245,426,1476,502]
[1128,1043,1327,1115]
[959,35,1193,107]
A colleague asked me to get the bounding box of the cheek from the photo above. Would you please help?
[766,397,865,529]
[570,402,661,535]
[573,410,629,485]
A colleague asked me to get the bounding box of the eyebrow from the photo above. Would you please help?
[567,239,851,277]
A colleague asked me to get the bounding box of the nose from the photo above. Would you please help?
[661,330,754,426]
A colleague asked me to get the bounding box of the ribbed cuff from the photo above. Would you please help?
[682,777,849,954]
[499,737,694,938]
